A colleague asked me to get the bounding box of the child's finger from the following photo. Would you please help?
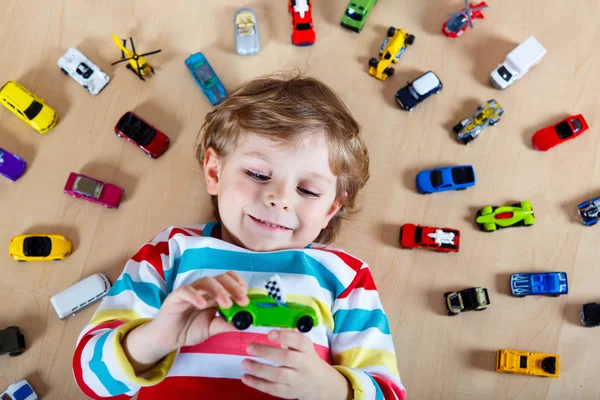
[224,270,247,287]
[217,273,249,306]
[173,284,209,309]
[189,276,232,308]
[268,330,311,352]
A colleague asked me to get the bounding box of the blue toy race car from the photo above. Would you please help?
[577,196,600,226]
[184,52,228,106]
[415,165,475,194]
[510,272,568,297]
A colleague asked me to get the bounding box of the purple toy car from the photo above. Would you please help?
[0,148,26,181]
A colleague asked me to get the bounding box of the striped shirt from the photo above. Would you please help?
[72,223,406,399]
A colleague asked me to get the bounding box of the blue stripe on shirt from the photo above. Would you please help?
[366,372,385,400]
[106,273,166,309]
[333,309,390,334]
[90,331,130,395]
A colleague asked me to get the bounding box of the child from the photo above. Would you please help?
[72,74,406,400]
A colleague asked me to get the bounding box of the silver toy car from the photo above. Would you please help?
[453,99,504,144]
[235,8,259,56]
[57,47,110,95]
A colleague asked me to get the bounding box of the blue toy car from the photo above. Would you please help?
[510,272,568,297]
[415,165,475,194]
[577,196,600,226]
[184,52,228,106]
[395,71,443,111]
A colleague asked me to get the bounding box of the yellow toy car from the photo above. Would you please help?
[368,27,415,81]
[0,81,57,134]
[496,349,560,378]
[9,234,72,262]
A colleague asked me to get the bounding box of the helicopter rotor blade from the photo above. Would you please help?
[130,37,137,55]
[135,57,143,79]
[121,39,126,59]
[470,5,489,12]
[138,49,162,58]
[111,57,135,65]
[468,12,474,28]
[447,11,465,17]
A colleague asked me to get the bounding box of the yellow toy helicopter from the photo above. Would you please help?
[110,34,161,81]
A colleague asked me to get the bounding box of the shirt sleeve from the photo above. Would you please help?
[330,264,407,400]
[71,226,190,399]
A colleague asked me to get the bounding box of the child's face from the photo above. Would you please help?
[204,132,343,251]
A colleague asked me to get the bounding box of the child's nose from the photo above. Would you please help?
[264,184,291,211]
[265,196,290,211]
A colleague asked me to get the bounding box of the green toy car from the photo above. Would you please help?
[340,0,377,33]
[219,294,318,333]
[475,201,535,232]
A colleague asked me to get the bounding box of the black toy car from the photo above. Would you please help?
[0,326,25,356]
[444,287,490,316]
[581,303,600,327]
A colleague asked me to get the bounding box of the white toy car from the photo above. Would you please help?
[234,8,259,55]
[57,47,110,95]
[1,379,37,400]
[50,273,111,320]
[489,36,546,90]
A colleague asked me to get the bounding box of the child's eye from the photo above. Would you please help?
[245,170,271,181]
[297,187,321,198]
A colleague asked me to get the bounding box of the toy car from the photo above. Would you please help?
[532,114,589,151]
[581,303,600,327]
[9,234,72,262]
[453,99,504,144]
[235,8,260,56]
[490,36,546,90]
[475,201,534,232]
[444,287,490,316]
[51,273,112,320]
[57,47,110,95]
[63,172,123,209]
[288,0,316,46]
[496,349,559,378]
[0,81,57,134]
[368,27,415,81]
[114,111,169,159]
[415,165,475,194]
[340,0,376,32]
[184,52,228,106]
[399,224,460,252]
[395,71,442,111]
[0,379,37,400]
[510,272,568,297]
[577,196,600,226]
[442,1,488,38]
[0,326,25,356]
[0,147,26,181]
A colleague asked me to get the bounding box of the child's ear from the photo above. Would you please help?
[322,193,347,229]
[204,147,221,195]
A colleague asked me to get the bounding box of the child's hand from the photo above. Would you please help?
[241,330,352,400]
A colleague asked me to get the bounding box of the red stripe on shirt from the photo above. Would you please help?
[372,374,406,400]
[337,267,377,299]
[317,248,363,272]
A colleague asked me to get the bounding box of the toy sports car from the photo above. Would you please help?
[184,52,228,106]
[453,99,503,144]
[395,71,443,111]
[0,81,57,134]
[510,272,568,297]
[115,111,169,159]
[0,326,25,356]
[235,8,259,55]
[289,0,316,46]
[475,201,534,232]
[577,196,600,226]
[0,147,26,181]
[581,303,600,327]
[57,47,110,95]
[63,172,123,209]
[532,114,589,151]
[341,0,376,32]
[399,224,460,252]
[1,379,37,400]
[9,234,72,262]
[445,287,490,316]
[368,27,415,81]
[415,165,475,194]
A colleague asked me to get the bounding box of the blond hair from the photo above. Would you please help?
[196,73,370,244]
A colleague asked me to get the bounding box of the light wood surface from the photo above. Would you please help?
[1,1,600,399]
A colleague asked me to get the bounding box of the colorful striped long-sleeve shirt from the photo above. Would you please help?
[72,222,406,400]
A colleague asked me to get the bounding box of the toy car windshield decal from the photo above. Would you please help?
[293,0,310,17]
[265,274,286,303]
[427,229,455,245]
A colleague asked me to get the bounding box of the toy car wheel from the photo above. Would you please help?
[17,260,25,262]
[452,123,464,133]
[384,67,395,76]
[387,27,396,37]
[484,223,496,232]
[475,308,487,311]
[368,57,378,68]
[8,351,22,357]
[147,153,153,158]
[115,132,122,137]
[480,206,494,215]
[462,136,474,145]
[61,68,68,75]
[232,311,253,330]
[456,188,466,191]
[550,294,560,297]
[443,292,452,298]
[296,316,314,333]
[447,311,458,316]
[406,35,415,45]
[520,201,533,211]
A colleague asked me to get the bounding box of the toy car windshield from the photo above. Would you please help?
[408,86,419,100]
[24,237,51,257]
[430,170,443,187]
[448,294,461,308]
[496,66,512,81]
[73,176,103,199]
[555,121,573,139]
[447,14,467,31]
[76,62,94,79]
[296,23,312,30]
[345,8,363,21]
[193,64,215,87]
[414,227,423,242]
[23,100,42,120]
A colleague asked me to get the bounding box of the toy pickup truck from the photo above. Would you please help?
[416,165,475,194]
[489,36,546,90]
[496,349,559,378]
[444,287,490,316]
[510,272,568,297]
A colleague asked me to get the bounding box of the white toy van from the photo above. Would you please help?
[489,36,546,90]
[50,273,111,320]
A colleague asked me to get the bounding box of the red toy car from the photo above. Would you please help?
[532,114,589,151]
[399,224,460,253]
[114,111,169,159]
[64,172,123,209]
[288,0,316,46]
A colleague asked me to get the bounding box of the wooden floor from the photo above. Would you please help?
[1,0,600,398]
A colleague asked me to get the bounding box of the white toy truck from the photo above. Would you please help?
[489,36,546,90]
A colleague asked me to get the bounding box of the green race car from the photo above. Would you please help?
[475,201,535,232]
[219,293,318,332]
[340,0,377,33]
